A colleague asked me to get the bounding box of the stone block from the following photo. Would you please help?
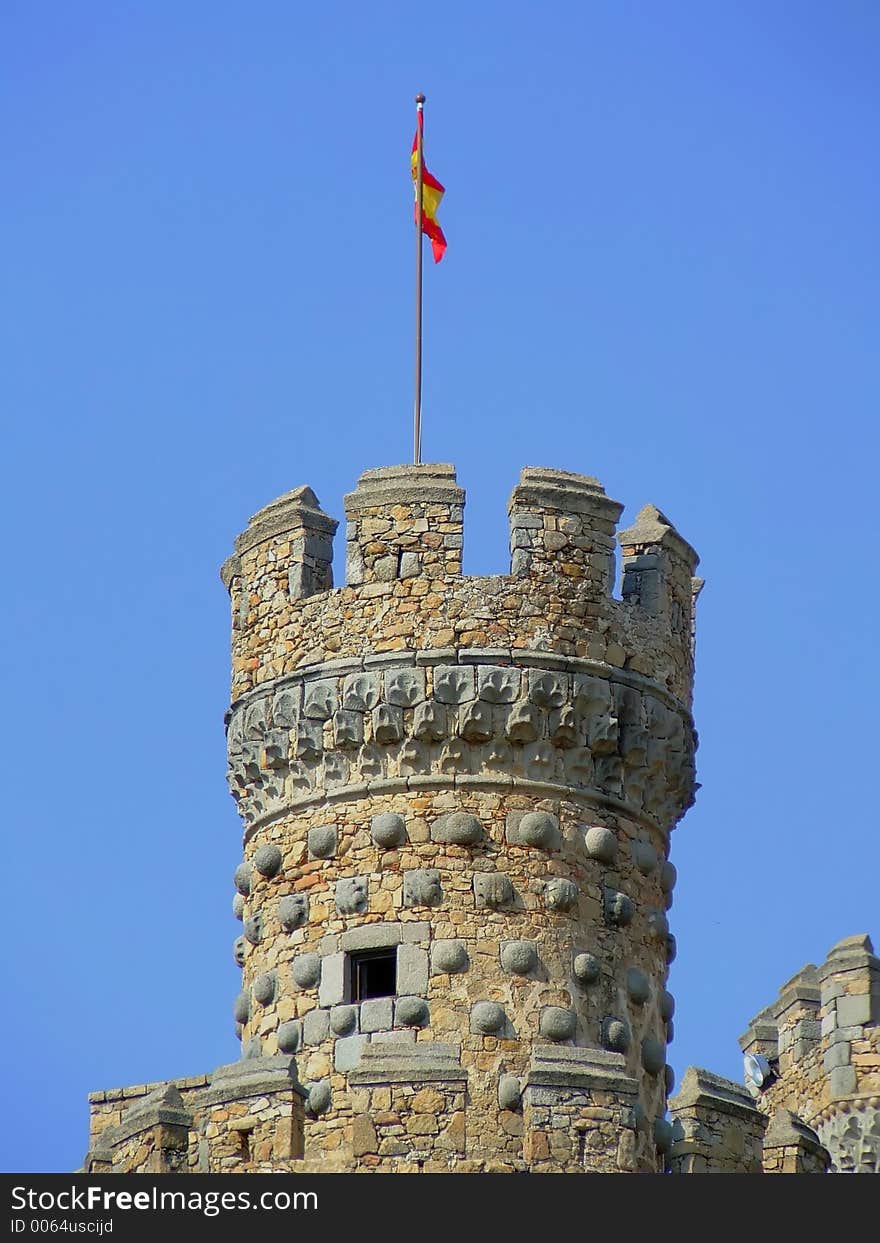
[318,952,347,1008]
[397,944,429,995]
[837,993,875,1027]
[360,997,395,1032]
[303,1008,330,1045]
[334,1034,370,1073]
[823,1043,850,1071]
[829,1065,857,1098]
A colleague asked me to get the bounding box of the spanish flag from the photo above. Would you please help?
[412,110,447,263]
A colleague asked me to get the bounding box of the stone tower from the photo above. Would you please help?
[83,462,702,1174]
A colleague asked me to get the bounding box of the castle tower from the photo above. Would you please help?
[213,462,700,1173]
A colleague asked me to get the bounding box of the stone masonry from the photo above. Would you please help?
[80,461,875,1174]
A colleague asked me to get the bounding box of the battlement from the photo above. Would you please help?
[221,464,701,708]
[739,933,880,1173]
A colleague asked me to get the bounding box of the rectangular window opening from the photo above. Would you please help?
[350,948,397,1002]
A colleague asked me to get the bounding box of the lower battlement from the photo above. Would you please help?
[84,1045,658,1174]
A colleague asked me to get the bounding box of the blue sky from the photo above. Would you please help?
[2,1,878,1173]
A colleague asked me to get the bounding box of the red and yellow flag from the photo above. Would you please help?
[412,111,447,263]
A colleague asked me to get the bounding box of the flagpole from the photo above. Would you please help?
[413,93,425,465]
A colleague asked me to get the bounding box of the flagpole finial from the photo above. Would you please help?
[415,93,425,106]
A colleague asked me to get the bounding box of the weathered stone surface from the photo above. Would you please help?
[253,843,283,878]
[278,895,309,932]
[545,878,578,912]
[539,1007,577,1041]
[431,812,482,846]
[431,940,468,974]
[471,1002,506,1035]
[291,953,321,989]
[335,875,368,915]
[573,952,601,985]
[584,825,617,864]
[501,941,538,976]
[403,869,442,907]
[473,871,514,910]
[371,812,407,847]
[307,824,338,859]
[396,996,429,1027]
[276,1020,302,1053]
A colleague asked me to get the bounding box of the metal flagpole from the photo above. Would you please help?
[413,93,425,465]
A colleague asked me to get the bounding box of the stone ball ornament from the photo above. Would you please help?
[584,825,617,864]
[253,843,282,878]
[518,811,558,849]
[371,813,407,848]
[540,1007,577,1041]
[573,952,601,985]
[276,1020,302,1054]
[233,862,253,896]
[501,941,538,976]
[431,940,468,974]
[471,1002,506,1035]
[291,953,322,988]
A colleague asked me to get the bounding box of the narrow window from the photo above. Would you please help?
[350,948,397,1001]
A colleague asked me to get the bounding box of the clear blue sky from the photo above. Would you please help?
[2,2,878,1173]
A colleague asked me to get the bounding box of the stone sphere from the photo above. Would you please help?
[632,841,658,875]
[653,1117,673,1153]
[664,1065,675,1095]
[584,825,617,864]
[329,1006,357,1036]
[665,934,677,963]
[396,996,429,1027]
[276,1020,302,1053]
[471,1001,506,1035]
[253,844,282,878]
[371,813,407,848]
[253,973,275,1006]
[573,953,601,985]
[519,811,557,848]
[232,893,245,920]
[641,1036,666,1075]
[660,861,677,894]
[291,953,321,989]
[659,990,676,1021]
[602,1017,630,1053]
[498,1075,522,1111]
[432,941,468,974]
[626,967,651,1005]
[233,862,252,896]
[647,908,669,939]
[540,1007,577,1042]
[241,1037,262,1060]
[233,992,250,1024]
[306,1081,331,1116]
[308,825,337,859]
[233,936,247,968]
[501,941,537,976]
[442,812,482,845]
